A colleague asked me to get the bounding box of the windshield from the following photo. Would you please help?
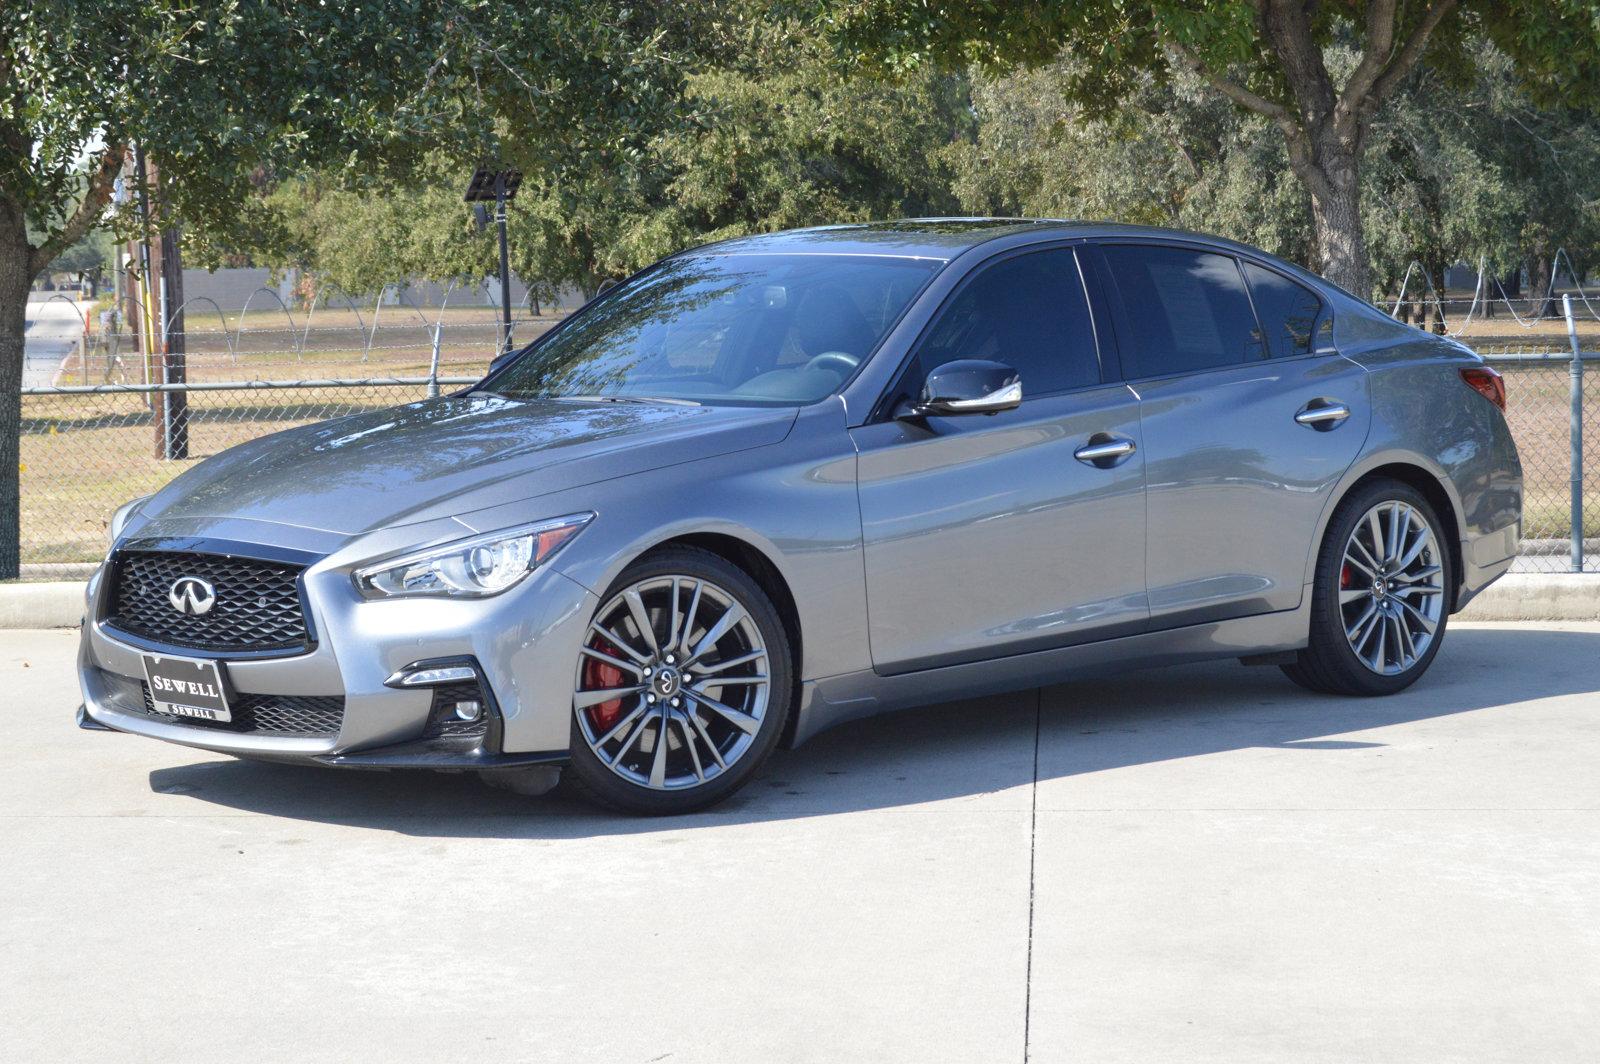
[488,253,941,405]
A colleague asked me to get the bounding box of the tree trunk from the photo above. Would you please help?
[1528,252,1558,319]
[1303,145,1370,298]
[0,203,31,580]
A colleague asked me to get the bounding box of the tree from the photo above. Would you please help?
[826,0,1600,297]
[254,14,969,302]
[0,0,681,577]
[942,57,1315,264]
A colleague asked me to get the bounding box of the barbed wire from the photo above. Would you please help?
[1386,247,1599,335]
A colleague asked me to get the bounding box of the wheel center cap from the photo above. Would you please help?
[1372,578,1387,600]
[653,666,681,697]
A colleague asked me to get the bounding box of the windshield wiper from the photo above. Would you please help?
[559,394,701,407]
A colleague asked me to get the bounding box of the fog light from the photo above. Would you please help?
[454,700,483,722]
[387,664,478,688]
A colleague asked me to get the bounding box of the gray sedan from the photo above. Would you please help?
[78,220,1522,813]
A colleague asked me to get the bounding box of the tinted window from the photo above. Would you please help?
[1243,261,1323,359]
[912,248,1100,397]
[1102,245,1261,377]
[490,254,938,406]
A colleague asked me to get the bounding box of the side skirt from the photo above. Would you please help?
[788,599,1312,747]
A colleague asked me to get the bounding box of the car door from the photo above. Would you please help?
[1089,241,1370,629]
[850,245,1148,675]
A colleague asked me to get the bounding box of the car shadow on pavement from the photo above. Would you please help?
[145,625,1600,837]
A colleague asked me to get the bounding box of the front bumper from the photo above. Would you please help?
[77,538,599,769]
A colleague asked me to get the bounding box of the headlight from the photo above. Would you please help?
[108,495,152,549]
[353,513,593,599]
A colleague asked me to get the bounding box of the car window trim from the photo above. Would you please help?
[1089,238,1321,386]
[1238,256,1330,361]
[867,240,1110,423]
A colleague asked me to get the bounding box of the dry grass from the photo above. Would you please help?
[20,387,424,563]
[19,312,1599,565]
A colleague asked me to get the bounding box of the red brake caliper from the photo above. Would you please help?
[1340,562,1354,590]
[582,638,627,732]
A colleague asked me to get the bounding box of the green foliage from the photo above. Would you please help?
[942,58,1314,259]
[827,0,1600,293]
[1,0,694,269]
[259,14,970,298]
[827,1,1600,114]
[648,21,968,249]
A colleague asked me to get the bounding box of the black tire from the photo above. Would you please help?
[1282,478,1453,696]
[564,546,794,815]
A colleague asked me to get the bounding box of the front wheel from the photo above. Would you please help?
[564,547,793,815]
[1283,479,1452,696]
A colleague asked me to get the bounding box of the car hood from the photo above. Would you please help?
[139,394,798,535]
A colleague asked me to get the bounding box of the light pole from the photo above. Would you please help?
[464,167,522,356]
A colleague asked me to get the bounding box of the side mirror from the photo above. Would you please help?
[905,359,1022,418]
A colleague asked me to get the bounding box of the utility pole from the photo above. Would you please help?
[137,151,188,459]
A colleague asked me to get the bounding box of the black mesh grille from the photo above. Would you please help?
[106,550,309,654]
[138,681,344,737]
[423,680,490,740]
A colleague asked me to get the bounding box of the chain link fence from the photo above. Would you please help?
[14,280,1600,575]
[1482,345,1598,573]
[20,284,563,574]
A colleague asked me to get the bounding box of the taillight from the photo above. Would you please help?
[1460,366,1506,411]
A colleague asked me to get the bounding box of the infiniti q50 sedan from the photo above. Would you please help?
[78,220,1522,813]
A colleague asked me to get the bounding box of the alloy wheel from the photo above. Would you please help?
[574,575,771,791]
[1339,500,1446,675]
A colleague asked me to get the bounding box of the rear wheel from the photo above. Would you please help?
[1283,479,1452,696]
[564,547,793,814]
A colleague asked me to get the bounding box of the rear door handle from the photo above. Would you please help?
[1074,434,1138,467]
[1294,400,1351,429]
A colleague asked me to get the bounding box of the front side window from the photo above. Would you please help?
[1101,245,1261,378]
[908,247,1102,399]
[490,253,940,406]
[1243,261,1323,359]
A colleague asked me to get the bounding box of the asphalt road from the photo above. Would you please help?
[3,623,1598,1063]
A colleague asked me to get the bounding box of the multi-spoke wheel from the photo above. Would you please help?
[565,546,793,814]
[1283,479,1453,696]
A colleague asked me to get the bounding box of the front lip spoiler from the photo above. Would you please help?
[78,702,567,771]
[76,704,116,731]
[313,737,567,771]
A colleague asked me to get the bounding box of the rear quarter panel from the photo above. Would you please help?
[1314,328,1523,593]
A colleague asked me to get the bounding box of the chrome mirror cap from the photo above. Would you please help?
[906,359,1022,418]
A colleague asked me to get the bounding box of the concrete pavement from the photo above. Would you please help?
[23,292,89,388]
[2,623,1598,1062]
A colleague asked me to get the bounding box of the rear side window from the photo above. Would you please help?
[1101,245,1261,378]
[913,247,1101,397]
[1243,261,1323,359]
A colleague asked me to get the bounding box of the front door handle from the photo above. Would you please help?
[1074,433,1138,467]
[1294,400,1351,430]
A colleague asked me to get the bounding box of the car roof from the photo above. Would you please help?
[678,218,1282,264]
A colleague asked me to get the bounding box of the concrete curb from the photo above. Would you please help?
[0,581,85,629]
[1457,573,1600,622]
[0,573,1595,629]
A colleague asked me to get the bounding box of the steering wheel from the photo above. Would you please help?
[803,351,860,376]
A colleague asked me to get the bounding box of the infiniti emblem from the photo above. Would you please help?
[168,576,217,617]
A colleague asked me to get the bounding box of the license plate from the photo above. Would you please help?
[141,653,232,722]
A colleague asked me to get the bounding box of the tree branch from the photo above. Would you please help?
[1161,34,1329,199]
[1162,37,1290,122]
[27,143,126,276]
[1336,0,1399,117]
[1365,0,1459,108]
